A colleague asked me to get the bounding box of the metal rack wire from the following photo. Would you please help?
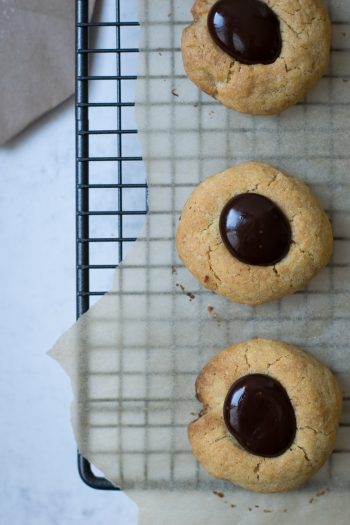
[76,0,145,489]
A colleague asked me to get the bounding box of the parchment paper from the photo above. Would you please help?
[50,0,350,522]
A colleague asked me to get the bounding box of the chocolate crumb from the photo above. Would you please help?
[342,32,347,36]
[316,490,326,497]
[187,292,195,301]
[309,497,314,504]
[171,266,177,274]
[213,491,225,498]
[193,102,199,107]
[176,283,185,292]
[208,306,214,313]
[231,504,236,508]
[263,509,272,513]
[255,505,259,508]
[248,507,252,511]
[204,275,210,283]
[171,88,179,97]
[283,509,288,513]
[343,79,349,83]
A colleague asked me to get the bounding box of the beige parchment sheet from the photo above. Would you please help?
[50,0,350,522]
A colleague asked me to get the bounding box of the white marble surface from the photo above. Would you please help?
[0,98,138,524]
[0,0,141,522]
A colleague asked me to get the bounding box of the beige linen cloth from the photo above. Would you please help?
[0,0,94,144]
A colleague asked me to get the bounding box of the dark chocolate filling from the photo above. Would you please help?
[219,193,291,266]
[223,373,296,457]
[207,0,282,65]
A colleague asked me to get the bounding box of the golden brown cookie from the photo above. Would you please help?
[176,162,333,305]
[189,338,342,493]
[182,0,331,115]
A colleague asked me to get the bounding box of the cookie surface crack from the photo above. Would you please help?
[278,13,302,39]
[254,458,265,481]
[207,246,222,287]
[299,426,331,437]
[202,217,216,234]
[213,433,229,444]
[272,265,280,277]
[297,445,312,464]
[267,353,289,370]
[244,347,251,369]
[297,245,317,267]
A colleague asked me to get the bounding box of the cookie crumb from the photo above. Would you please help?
[213,491,224,498]
[176,282,195,301]
[343,79,349,83]
[171,88,179,97]
[171,266,177,274]
[263,509,272,513]
[208,306,214,313]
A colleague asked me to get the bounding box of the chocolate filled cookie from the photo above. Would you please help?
[182,0,331,114]
[176,162,333,305]
[189,338,342,493]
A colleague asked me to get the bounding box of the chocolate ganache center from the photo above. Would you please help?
[219,193,291,266]
[207,0,282,65]
[223,374,296,457]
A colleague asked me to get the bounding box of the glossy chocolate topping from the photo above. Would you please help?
[223,374,296,457]
[207,0,282,65]
[219,193,291,266]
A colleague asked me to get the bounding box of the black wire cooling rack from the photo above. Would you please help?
[74,0,350,494]
[75,0,145,490]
